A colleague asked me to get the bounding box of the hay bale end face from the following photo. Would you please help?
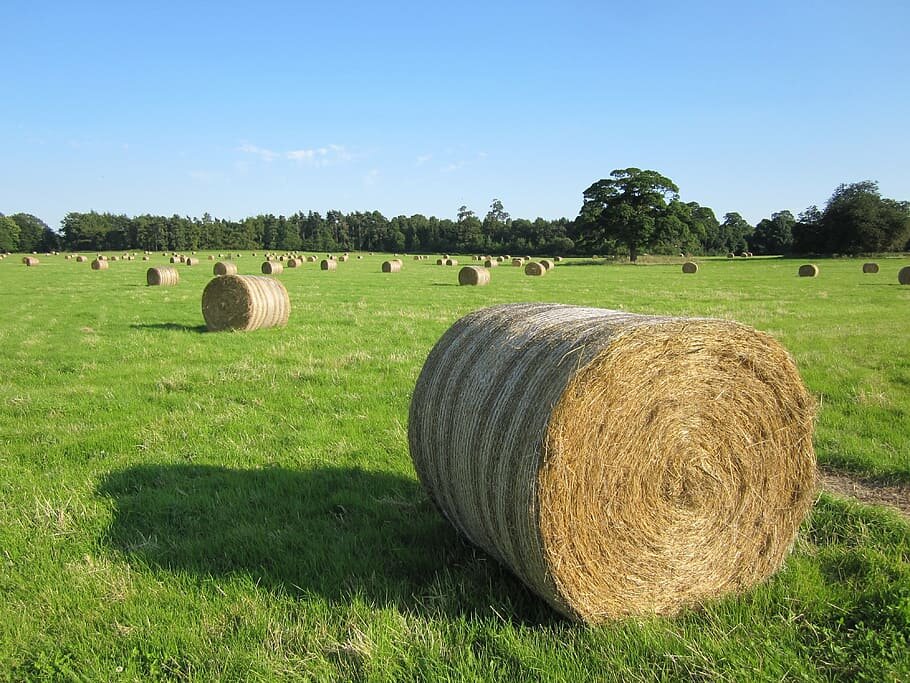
[484,259,499,268]
[445,258,458,266]
[899,266,910,285]
[146,266,180,286]
[540,259,555,271]
[862,262,879,274]
[201,274,290,332]
[23,257,40,266]
[382,260,402,273]
[798,264,819,277]
[320,259,337,271]
[185,257,200,266]
[262,261,284,275]
[458,266,490,286]
[214,261,238,276]
[408,303,816,623]
[682,261,698,274]
[75,255,88,263]
[524,261,546,276]
[91,259,108,270]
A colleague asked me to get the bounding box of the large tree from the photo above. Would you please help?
[749,210,795,255]
[577,168,679,261]
[820,181,910,253]
[0,215,21,252]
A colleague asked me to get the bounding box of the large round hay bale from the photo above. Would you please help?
[170,256,180,264]
[208,255,216,260]
[408,303,816,623]
[899,266,910,285]
[185,257,200,266]
[382,260,402,273]
[554,256,563,262]
[512,258,524,267]
[727,252,735,259]
[540,259,555,271]
[287,258,302,268]
[524,261,546,276]
[214,261,238,276]
[23,257,39,266]
[445,258,458,266]
[307,255,318,263]
[201,275,290,332]
[142,256,150,261]
[146,266,180,286]
[458,266,490,286]
[862,262,879,274]
[320,259,337,271]
[91,259,108,270]
[75,255,88,263]
[338,254,349,262]
[798,264,819,277]
[682,261,699,274]
[261,261,283,275]
[436,258,444,265]
[483,258,499,268]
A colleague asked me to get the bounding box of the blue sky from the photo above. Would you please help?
[2,1,908,229]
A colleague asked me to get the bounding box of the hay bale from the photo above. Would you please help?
[436,258,444,265]
[146,266,179,286]
[307,255,318,263]
[483,258,499,268]
[23,257,39,266]
[408,303,816,623]
[208,255,216,260]
[110,256,119,261]
[185,257,200,266]
[899,266,910,285]
[320,259,337,271]
[414,255,423,261]
[201,275,290,332]
[554,256,563,262]
[862,262,879,274]
[682,261,698,274]
[513,258,524,267]
[75,255,87,263]
[91,259,108,270]
[338,254,349,262]
[458,266,490,286]
[357,255,363,260]
[798,264,819,277]
[214,261,238,276]
[382,260,402,273]
[445,258,458,266]
[540,259,555,271]
[142,256,150,261]
[170,256,180,264]
[261,261,283,275]
[727,252,735,259]
[287,258,302,268]
[524,261,546,276]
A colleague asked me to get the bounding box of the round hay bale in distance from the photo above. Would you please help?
[261,261,283,275]
[287,258,302,268]
[524,261,546,276]
[382,260,402,273]
[23,257,39,266]
[540,259,555,271]
[458,266,490,286]
[899,266,910,285]
[682,261,699,274]
[146,266,180,286]
[320,259,337,271]
[798,264,819,277]
[408,303,816,623]
[91,259,108,270]
[208,255,216,260]
[185,257,200,266]
[862,262,879,274]
[75,255,88,263]
[553,256,563,262]
[201,275,290,332]
[483,258,499,268]
[214,261,238,276]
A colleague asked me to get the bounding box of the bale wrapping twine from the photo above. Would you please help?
[862,263,879,274]
[146,266,179,286]
[214,261,238,276]
[201,275,290,332]
[458,266,491,286]
[408,303,816,623]
[798,264,819,277]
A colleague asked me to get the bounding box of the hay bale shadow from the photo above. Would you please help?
[96,464,560,625]
[130,323,208,333]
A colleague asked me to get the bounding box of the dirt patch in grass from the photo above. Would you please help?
[820,467,910,519]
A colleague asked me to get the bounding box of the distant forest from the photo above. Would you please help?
[2,171,908,259]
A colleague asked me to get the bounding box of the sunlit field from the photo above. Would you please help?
[1,252,908,681]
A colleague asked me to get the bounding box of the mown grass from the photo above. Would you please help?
[0,252,908,681]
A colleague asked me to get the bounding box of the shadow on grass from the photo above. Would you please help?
[96,464,559,625]
[130,323,208,333]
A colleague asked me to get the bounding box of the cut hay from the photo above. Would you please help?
[554,256,563,262]
[170,256,180,264]
[185,257,200,266]
[458,266,490,286]
[408,303,816,623]
[75,255,87,263]
[22,257,39,266]
[338,255,349,262]
[146,266,180,286]
[727,252,735,259]
[513,258,524,267]
[540,259,555,271]
[862,262,879,274]
[320,259,337,271]
[436,258,444,265]
[287,258,302,268]
[682,261,699,274]
[208,255,216,260]
[201,275,290,332]
[307,256,318,263]
[798,264,819,277]
[484,259,499,268]
[142,256,150,261]
[261,261,283,275]
[214,261,238,276]
[91,259,108,270]
[524,262,546,276]
[382,260,402,273]
[445,258,458,266]
[899,266,910,285]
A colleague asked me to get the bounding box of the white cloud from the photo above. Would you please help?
[237,143,279,161]
[237,142,351,166]
[416,154,432,166]
[363,168,379,186]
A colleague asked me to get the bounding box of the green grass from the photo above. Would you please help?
[1,252,908,681]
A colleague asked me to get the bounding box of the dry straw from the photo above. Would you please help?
[408,303,816,623]
[287,258,302,268]
[540,259,555,271]
[214,261,238,276]
[512,258,524,267]
[75,255,87,263]
[554,256,563,262]
[458,266,490,286]
[262,261,284,275]
[524,261,546,276]
[185,257,200,266]
[23,257,39,266]
[484,259,499,268]
[201,274,290,332]
[91,259,108,270]
[321,259,337,271]
[208,255,216,260]
[899,266,910,285]
[682,261,699,274]
[307,255,318,263]
[798,264,819,277]
[445,258,458,266]
[146,266,180,286]
[862,263,879,274]
[382,260,402,273]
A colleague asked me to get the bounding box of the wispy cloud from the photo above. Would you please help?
[238,142,351,166]
[415,154,432,166]
[441,161,466,173]
[363,168,380,186]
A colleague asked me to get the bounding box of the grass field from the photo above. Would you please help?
[1,252,908,681]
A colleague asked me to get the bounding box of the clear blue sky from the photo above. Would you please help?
[2,0,908,230]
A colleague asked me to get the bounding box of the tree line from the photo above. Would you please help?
[2,171,907,258]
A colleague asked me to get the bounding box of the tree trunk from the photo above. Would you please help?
[629,243,638,262]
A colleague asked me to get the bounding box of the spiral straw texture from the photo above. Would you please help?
[408,303,816,623]
[798,264,819,277]
[261,261,283,275]
[682,261,699,273]
[457,266,490,286]
[146,266,179,286]
[201,275,290,332]
[899,266,910,285]
[91,259,108,270]
[382,259,403,273]
[862,263,879,274]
